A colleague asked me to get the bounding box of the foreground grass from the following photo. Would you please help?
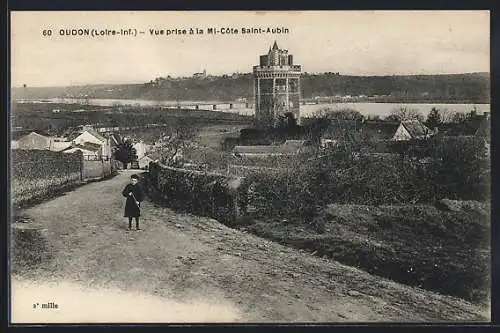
[245,203,490,305]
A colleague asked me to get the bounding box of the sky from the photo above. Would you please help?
[11,11,490,87]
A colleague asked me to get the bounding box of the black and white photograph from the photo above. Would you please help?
[9,10,491,323]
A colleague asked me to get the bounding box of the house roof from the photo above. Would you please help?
[49,141,72,152]
[233,141,306,155]
[139,155,154,162]
[21,132,50,141]
[83,128,107,143]
[65,141,102,152]
[400,120,432,138]
[63,147,98,155]
[233,145,283,155]
[17,132,51,149]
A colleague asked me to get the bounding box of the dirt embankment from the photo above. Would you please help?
[11,171,490,323]
[245,203,490,306]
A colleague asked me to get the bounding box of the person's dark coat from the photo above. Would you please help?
[122,183,145,217]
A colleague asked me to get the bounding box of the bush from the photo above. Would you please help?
[245,134,489,223]
[311,135,489,205]
[245,158,320,222]
[429,135,490,200]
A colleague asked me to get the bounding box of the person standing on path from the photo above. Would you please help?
[122,174,145,231]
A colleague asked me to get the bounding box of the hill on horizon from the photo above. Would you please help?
[11,72,490,104]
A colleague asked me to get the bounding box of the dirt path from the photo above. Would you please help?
[11,170,489,323]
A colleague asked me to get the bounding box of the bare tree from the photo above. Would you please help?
[313,107,364,121]
[386,107,424,122]
[440,108,456,123]
[313,107,364,154]
[149,122,199,166]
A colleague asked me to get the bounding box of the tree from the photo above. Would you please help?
[430,136,490,200]
[313,107,364,121]
[426,107,442,129]
[451,112,467,124]
[440,109,456,123]
[113,139,137,169]
[450,108,479,124]
[386,107,424,122]
[149,121,199,167]
[312,107,365,154]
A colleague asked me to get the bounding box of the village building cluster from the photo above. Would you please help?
[11,124,155,174]
[12,125,112,160]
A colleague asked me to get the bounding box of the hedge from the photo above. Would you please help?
[143,162,250,225]
[11,150,83,207]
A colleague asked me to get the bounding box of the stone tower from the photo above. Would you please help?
[253,41,301,128]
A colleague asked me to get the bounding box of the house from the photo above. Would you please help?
[15,131,74,152]
[63,142,103,160]
[16,132,51,150]
[72,127,107,146]
[361,120,400,141]
[391,120,434,141]
[133,141,152,159]
[71,126,112,159]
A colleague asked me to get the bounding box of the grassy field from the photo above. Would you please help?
[245,203,490,305]
[11,102,254,137]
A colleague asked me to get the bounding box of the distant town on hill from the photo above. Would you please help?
[12,72,490,104]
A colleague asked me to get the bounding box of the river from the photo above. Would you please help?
[16,98,490,119]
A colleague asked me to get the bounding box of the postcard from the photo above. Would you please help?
[10,10,491,324]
